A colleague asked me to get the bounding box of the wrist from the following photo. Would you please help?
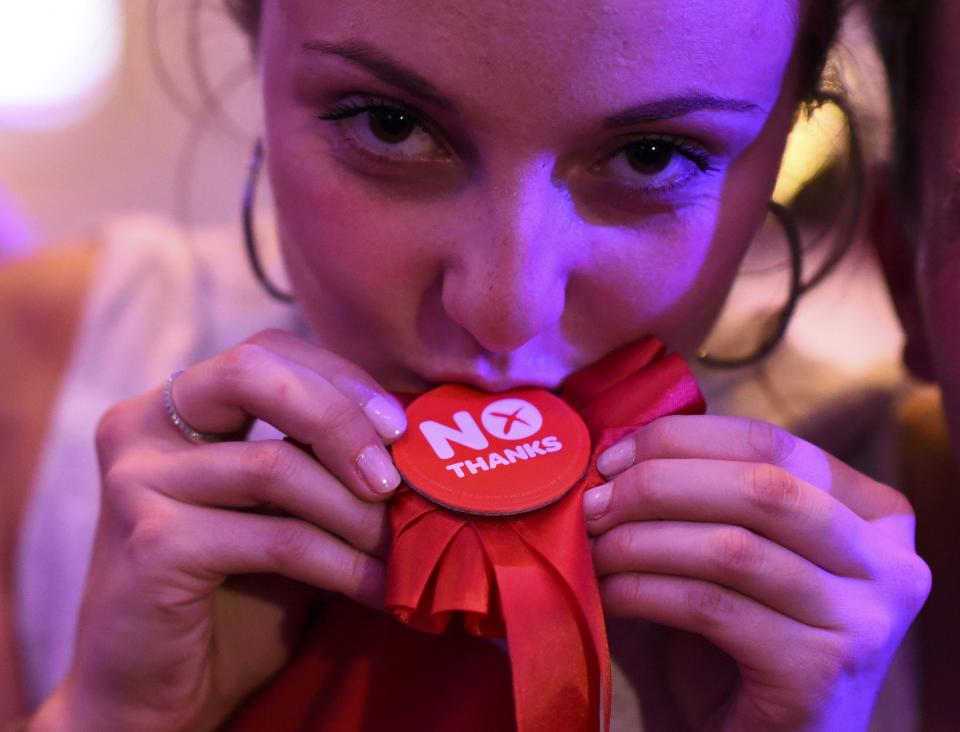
[26,681,167,732]
[27,677,231,732]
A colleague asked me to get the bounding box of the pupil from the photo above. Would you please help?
[626,141,673,174]
[370,109,416,143]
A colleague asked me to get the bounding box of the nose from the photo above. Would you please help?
[441,161,572,353]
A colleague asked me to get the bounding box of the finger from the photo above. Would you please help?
[138,440,388,555]
[595,415,910,523]
[167,343,401,501]
[585,458,879,577]
[599,573,845,722]
[592,520,852,627]
[245,329,407,442]
[143,502,386,607]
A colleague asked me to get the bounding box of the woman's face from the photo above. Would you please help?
[259,0,801,392]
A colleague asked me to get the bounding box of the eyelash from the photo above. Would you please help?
[597,134,717,196]
[317,96,717,193]
[318,96,447,159]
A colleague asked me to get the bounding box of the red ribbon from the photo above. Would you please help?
[222,337,704,732]
[385,337,705,732]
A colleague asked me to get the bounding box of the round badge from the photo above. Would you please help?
[392,385,591,515]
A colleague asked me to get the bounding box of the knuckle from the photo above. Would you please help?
[710,527,764,577]
[746,463,803,515]
[219,342,272,388]
[355,503,387,552]
[243,441,300,492]
[341,548,375,594]
[880,485,916,519]
[812,632,854,688]
[101,457,139,500]
[627,459,662,505]
[855,609,896,662]
[745,418,797,465]
[636,418,675,456]
[910,556,933,606]
[95,403,133,460]
[599,575,643,615]
[99,452,154,522]
[313,397,365,440]
[245,328,289,350]
[684,582,734,626]
[605,525,640,561]
[265,520,314,570]
[899,553,933,610]
[125,507,180,573]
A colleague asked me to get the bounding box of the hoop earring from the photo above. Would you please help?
[696,201,803,369]
[243,139,295,303]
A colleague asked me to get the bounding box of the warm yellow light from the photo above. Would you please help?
[773,102,847,205]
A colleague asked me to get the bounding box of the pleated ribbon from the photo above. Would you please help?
[384,337,705,732]
[222,336,704,732]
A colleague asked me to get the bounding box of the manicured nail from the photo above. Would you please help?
[597,439,635,477]
[583,482,613,521]
[357,445,402,494]
[362,394,408,441]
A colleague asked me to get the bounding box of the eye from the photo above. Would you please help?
[600,135,716,193]
[318,97,450,162]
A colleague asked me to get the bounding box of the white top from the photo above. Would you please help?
[14,215,298,707]
[13,215,916,730]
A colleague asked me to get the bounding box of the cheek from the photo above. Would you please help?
[267,135,435,326]
[624,155,788,353]
[560,196,758,360]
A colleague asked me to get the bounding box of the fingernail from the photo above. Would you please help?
[597,439,635,477]
[583,482,613,521]
[362,394,407,441]
[357,445,402,495]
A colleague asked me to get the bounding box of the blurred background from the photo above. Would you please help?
[0,0,260,253]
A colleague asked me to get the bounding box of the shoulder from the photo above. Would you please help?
[0,238,101,545]
[0,238,101,510]
[0,239,100,719]
[0,240,100,349]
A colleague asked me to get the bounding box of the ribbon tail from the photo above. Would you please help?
[476,520,606,732]
[513,494,612,731]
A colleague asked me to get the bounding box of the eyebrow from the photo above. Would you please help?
[302,39,456,112]
[601,95,761,127]
[302,38,761,126]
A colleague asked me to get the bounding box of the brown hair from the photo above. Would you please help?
[223,0,848,106]
[212,0,864,364]
[217,0,862,303]
[867,0,927,240]
[224,0,262,42]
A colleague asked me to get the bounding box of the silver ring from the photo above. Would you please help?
[162,370,227,444]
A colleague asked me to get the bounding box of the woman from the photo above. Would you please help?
[1,0,929,730]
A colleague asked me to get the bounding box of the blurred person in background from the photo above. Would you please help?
[0,1,931,731]
[0,183,34,257]
[869,1,960,730]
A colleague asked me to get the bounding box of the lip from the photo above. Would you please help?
[417,370,565,393]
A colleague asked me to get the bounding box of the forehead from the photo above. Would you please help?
[267,0,798,123]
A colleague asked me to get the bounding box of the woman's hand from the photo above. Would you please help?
[585,415,931,732]
[30,329,408,732]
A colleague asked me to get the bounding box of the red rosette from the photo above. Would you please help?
[385,337,705,732]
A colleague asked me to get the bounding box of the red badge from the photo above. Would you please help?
[392,385,591,515]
